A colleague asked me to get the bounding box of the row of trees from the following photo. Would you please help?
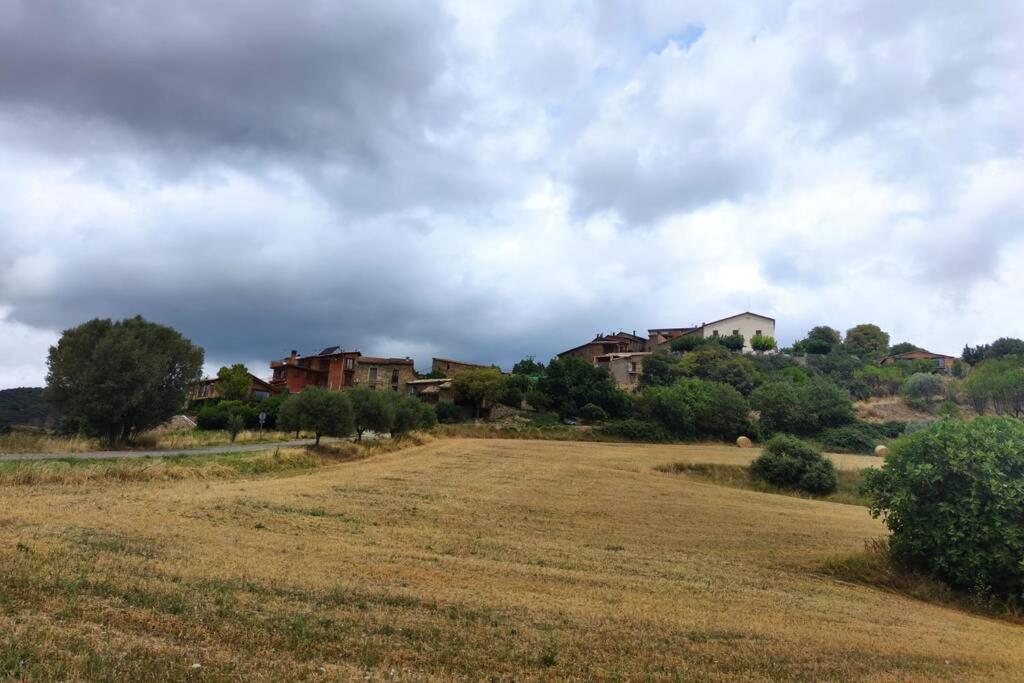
[276,386,436,445]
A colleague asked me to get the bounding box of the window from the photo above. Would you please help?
[345,358,354,369]
[755,330,761,336]
[369,367,378,382]
[629,362,638,373]
[391,368,400,383]
[712,330,719,337]
[733,329,739,336]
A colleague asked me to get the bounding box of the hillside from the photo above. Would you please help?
[0,387,51,427]
[1,439,1021,679]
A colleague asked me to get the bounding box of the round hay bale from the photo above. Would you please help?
[874,444,890,458]
[736,436,753,448]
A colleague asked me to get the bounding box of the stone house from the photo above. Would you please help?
[270,347,415,394]
[594,351,650,392]
[557,331,647,364]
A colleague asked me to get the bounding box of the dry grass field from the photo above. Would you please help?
[2,438,1022,680]
[0,428,303,455]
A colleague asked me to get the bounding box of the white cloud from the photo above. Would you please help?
[0,0,1021,386]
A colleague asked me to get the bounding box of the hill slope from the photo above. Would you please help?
[1,439,1021,680]
[0,387,50,427]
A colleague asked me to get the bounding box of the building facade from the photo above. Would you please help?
[190,373,279,402]
[880,350,957,373]
[430,358,500,376]
[594,352,650,392]
[270,347,415,394]
[647,313,775,353]
[557,332,647,364]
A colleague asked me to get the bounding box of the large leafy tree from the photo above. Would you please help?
[452,368,507,418]
[216,363,251,401]
[512,356,545,376]
[536,357,630,418]
[295,388,354,446]
[45,316,203,446]
[349,386,395,441]
[843,323,890,358]
[862,418,1024,600]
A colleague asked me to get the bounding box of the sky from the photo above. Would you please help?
[1,0,1022,387]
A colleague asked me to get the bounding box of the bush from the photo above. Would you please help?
[901,373,944,401]
[718,334,745,352]
[751,434,837,494]
[818,423,882,454]
[434,401,464,424]
[596,419,672,443]
[637,379,750,441]
[862,418,1024,601]
[390,395,436,438]
[750,334,776,352]
[0,421,9,436]
[750,377,853,437]
[579,403,608,424]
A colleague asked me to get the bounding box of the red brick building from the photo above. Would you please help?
[270,347,416,394]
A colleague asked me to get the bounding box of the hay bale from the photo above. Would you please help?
[736,436,753,448]
[874,444,890,458]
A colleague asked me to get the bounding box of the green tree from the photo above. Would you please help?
[45,316,204,446]
[670,334,708,353]
[888,342,920,355]
[277,394,302,437]
[639,351,679,388]
[512,356,545,376]
[750,334,776,352]
[718,334,745,352]
[389,394,437,438]
[637,379,749,441]
[901,373,944,402]
[844,323,890,358]
[216,363,251,401]
[678,345,760,396]
[807,326,842,346]
[989,337,1024,359]
[862,418,1024,600]
[349,387,395,441]
[295,388,353,446]
[537,357,630,419]
[750,378,853,437]
[453,368,507,418]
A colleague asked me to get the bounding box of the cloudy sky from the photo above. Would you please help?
[1,0,1022,387]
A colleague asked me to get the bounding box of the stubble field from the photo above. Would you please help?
[2,438,1022,680]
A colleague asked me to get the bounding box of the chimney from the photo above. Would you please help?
[288,350,298,364]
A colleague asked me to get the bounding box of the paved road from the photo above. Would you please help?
[0,437,345,462]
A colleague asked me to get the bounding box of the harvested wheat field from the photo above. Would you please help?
[2,438,1022,680]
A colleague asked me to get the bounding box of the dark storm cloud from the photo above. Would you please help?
[0,0,499,210]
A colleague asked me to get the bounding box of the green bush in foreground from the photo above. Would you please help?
[751,434,837,494]
[862,417,1024,602]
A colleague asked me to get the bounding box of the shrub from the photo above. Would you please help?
[596,419,672,443]
[818,423,882,454]
[434,401,463,424]
[579,403,608,424]
[901,373,944,401]
[717,334,744,352]
[390,395,436,438]
[862,418,1024,601]
[750,334,776,352]
[751,434,837,494]
[750,377,853,437]
[671,334,708,353]
[637,379,749,441]
[226,411,245,442]
[0,421,10,436]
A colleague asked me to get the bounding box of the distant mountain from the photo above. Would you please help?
[0,387,52,427]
